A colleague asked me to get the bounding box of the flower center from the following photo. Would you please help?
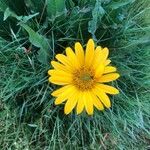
[72,67,96,90]
[80,73,92,81]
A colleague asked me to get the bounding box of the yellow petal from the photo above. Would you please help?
[92,47,109,69]
[91,92,104,110]
[92,46,102,69]
[48,69,72,78]
[93,88,111,108]
[94,46,102,58]
[65,47,79,68]
[49,76,72,85]
[95,46,102,51]
[83,92,93,115]
[105,59,111,66]
[85,39,95,67]
[94,64,105,78]
[96,84,119,95]
[64,89,79,114]
[54,85,76,105]
[98,73,120,83]
[55,96,67,105]
[75,42,84,66]
[104,66,117,74]
[51,61,71,73]
[51,85,73,97]
[101,47,109,62]
[55,54,72,69]
[76,92,84,115]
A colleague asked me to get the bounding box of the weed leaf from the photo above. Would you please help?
[4,8,39,23]
[88,0,105,37]
[107,0,135,10]
[47,0,66,21]
[21,24,50,64]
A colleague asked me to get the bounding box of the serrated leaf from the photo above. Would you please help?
[47,0,66,21]
[108,0,135,10]
[88,0,105,36]
[21,24,50,64]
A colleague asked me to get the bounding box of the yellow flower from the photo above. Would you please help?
[48,39,120,115]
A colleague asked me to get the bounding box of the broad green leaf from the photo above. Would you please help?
[88,0,105,36]
[107,0,135,10]
[21,24,46,48]
[4,8,39,23]
[21,24,50,64]
[47,0,66,21]
[3,8,17,21]
[20,13,39,23]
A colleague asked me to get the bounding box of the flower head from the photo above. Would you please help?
[48,39,120,115]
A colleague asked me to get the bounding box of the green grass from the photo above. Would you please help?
[0,0,150,149]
